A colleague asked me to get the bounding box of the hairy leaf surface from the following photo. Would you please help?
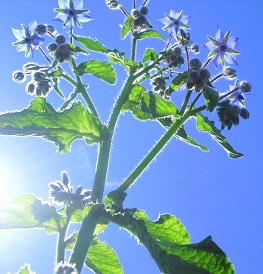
[203,85,219,112]
[168,71,188,94]
[136,30,165,40]
[195,113,243,158]
[0,98,109,153]
[108,209,234,273]
[76,60,116,84]
[0,194,66,234]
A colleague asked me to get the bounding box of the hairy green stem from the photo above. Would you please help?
[70,58,99,118]
[56,225,67,264]
[131,33,137,61]
[180,89,192,115]
[91,74,135,203]
[118,112,192,191]
[69,205,104,272]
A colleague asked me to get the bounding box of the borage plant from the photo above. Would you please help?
[0,0,251,273]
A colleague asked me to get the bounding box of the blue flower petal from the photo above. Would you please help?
[55,12,69,23]
[73,0,83,10]
[224,52,238,65]
[27,20,38,35]
[12,28,25,40]
[16,44,27,52]
[76,13,92,23]
[58,0,70,9]
[33,36,45,46]
[226,36,238,49]
[215,29,223,43]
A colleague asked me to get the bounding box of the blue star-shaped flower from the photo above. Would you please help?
[12,21,44,57]
[204,29,239,68]
[54,0,92,30]
[159,10,190,37]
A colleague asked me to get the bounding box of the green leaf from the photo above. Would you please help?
[121,15,133,39]
[68,42,89,55]
[85,237,123,274]
[76,60,116,84]
[203,85,219,112]
[136,30,165,41]
[160,117,208,151]
[73,35,108,53]
[195,113,243,158]
[0,97,109,153]
[142,48,158,63]
[17,264,35,274]
[52,77,65,98]
[108,209,234,273]
[168,71,188,94]
[140,91,180,119]
[48,69,63,78]
[0,194,66,234]
[104,190,127,214]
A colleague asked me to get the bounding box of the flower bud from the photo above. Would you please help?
[173,47,181,56]
[232,115,239,126]
[186,81,195,90]
[48,43,58,52]
[12,71,25,83]
[105,0,119,9]
[56,35,66,44]
[36,24,46,35]
[188,70,198,82]
[140,6,148,15]
[222,67,236,79]
[33,72,45,81]
[177,56,184,65]
[190,58,201,70]
[61,171,69,186]
[240,108,250,119]
[240,81,251,93]
[27,82,35,94]
[131,9,140,19]
[75,186,82,195]
[195,77,204,92]
[199,69,210,81]
[230,105,240,117]
[47,25,55,33]
[23,63,41,72]
[191,44,199,54]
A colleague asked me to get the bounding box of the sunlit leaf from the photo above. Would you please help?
[17,264,35,274]
[121,15,133,39]
[140,92,180,118]
[52,77,65,98]
[0,194,66,234]
[203,85,219,112]
[76,60,116,84]
[0,97,109,153]
[195,113,243,158]
[136,30,165,41]
[168,71,188,94]
[108,209,234,273]
[85,238,123,274]
[142,48,158,63]
[68,42,89,55]
[73,35,108,53]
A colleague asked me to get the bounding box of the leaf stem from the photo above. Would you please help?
[180,89,192,115]
[56,222,68,264]
[131,33,137,61]
[118,112,192,191]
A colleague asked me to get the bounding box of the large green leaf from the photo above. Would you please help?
[108,209,235,273]
[76,60,116,84]
[0,98,109,153]
[168,71,188,94]
[73,35,108,53]
[136,30,165,41]
[142,48,159,63]
[85,237,123,274]
[0,194,66,234]
[195,113,243,158]
[65,233,122,274]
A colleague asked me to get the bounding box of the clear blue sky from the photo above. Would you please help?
[0,1,263,273]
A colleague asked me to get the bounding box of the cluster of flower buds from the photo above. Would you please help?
[36,24,56,36]
[48,34,72,63]
[131,6,149,30]
[49,171,92,206]
[186,58,210,92]
[217,100,249,130]
[26,71,52,97]
[105,0,120,9]
[163,47,184,68]
[151,75,169,100]
[54,261,78,274]
[176,29,199,54]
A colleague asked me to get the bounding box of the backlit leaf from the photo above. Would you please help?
[121,15,133,39]
[0,194,66,234]
[0,97,109,153]
[203,85,219,112]
[168,71,188,94]
[76,60,116,84]
[142,48,159,63]
[73,35,108,53]
[195,113,243,158]
[136,30,165,41]
[85,238,123,274]
[17,264,35,274]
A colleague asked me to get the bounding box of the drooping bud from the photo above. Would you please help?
[36,24,47,35]
[222,67,236,80]
[33,72,46,81]
[131,9,140,19]
[140,6,148,15]
[199,69,210,81]
[47,25,56,33]
[190,58,201,70]
[61,171,69,186]
[190,44,199,54]
[240,108,250,119]
[12,71,25,83]
[48,43,58,52]
[240,81,251,93]
[56,35,66,44]
[26,82,35,94]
